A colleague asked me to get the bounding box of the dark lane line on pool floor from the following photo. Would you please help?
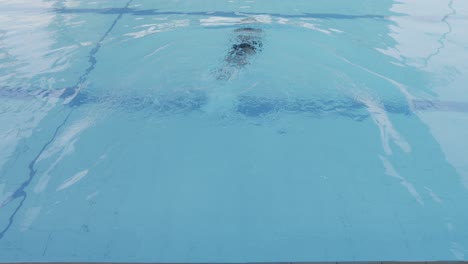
[3,87,468,117]
[0,0,136,240]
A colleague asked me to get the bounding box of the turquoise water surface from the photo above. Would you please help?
[1,0,468,262]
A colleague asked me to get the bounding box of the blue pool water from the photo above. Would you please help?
[1,0,468,262]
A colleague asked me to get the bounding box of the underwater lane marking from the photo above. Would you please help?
[3,87,468,115]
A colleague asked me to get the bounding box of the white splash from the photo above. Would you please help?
[251,15,272,24]
[277,18,289,24]
[125,20,190,39]
[380,156,424,206]
[275,17,339,35]
[200,16,247,26]
[57,169,89,191]
[200,15,272,26]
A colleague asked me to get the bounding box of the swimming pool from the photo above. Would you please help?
[1,0,468,262]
